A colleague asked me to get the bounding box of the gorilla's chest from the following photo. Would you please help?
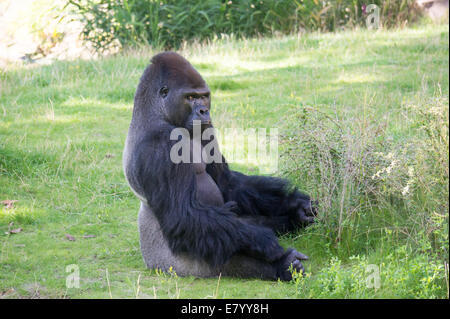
[192,143,224,207]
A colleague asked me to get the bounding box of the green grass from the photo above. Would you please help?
[0,24,448,298]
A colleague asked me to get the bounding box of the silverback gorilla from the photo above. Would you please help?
[123,52,316,281]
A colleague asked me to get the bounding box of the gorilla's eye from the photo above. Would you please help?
[186,95,195,102]
[159,86,169,98]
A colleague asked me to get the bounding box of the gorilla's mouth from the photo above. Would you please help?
[190,120,211,130]
[184,121,212,137]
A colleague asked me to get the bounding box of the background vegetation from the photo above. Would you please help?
[68,0,423,51]
[0,21,448,298]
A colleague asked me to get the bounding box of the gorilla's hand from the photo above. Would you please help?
[275,248,309,281]
[291,196,318,226]
[303,199,318,217]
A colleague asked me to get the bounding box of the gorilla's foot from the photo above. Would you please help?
[275,248,309,281]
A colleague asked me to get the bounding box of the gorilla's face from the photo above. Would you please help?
[154,55,212,132]
[169,84,211,133]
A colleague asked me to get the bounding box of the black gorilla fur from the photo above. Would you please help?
[123,52,316,281]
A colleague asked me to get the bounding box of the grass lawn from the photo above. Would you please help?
[0,23,448,298]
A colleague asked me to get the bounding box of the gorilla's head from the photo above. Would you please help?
[136,51,212,132]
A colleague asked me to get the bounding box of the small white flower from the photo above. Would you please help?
[402,185,410,196]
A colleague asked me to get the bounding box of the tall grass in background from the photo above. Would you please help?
[68,0,422,51]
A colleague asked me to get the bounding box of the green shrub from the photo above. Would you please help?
[68,0,422,51]
[281,93,449,293]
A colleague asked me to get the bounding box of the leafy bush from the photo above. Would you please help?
[68,0,422,51]
[281,93,449,297]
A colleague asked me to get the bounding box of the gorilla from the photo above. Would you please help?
[123,51,316,281]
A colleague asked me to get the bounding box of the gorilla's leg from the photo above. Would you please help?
[138,202,292,280]
[206,165,317,234]
[228,173,316,233]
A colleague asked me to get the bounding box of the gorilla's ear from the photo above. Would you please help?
[159,86,169,98]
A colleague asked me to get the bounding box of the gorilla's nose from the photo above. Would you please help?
[195,106,211,124]
[196,106,209,116]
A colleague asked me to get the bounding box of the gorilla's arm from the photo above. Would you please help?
[129,131,286,267]
[207,162,315,233]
